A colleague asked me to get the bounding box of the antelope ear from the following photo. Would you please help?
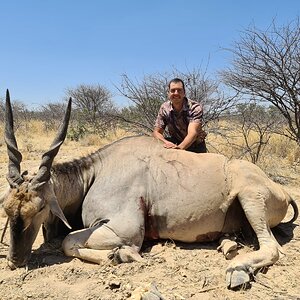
[48,197,72,229]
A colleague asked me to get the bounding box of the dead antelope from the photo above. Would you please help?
[1,90,298,289]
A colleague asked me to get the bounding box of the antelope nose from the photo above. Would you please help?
[7,256,26,270]
[7,258,17,270]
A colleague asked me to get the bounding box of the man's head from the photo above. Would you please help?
[167,78,186,109]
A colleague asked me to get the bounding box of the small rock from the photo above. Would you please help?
[108,280,121,290]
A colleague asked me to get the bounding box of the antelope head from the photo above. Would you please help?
[2,90,72,269]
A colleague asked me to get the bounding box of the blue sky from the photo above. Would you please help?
[0,0,299,108]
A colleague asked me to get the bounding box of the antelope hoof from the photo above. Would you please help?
[226,269,251,289]
[217,238,238,260]
[108,246,143,265]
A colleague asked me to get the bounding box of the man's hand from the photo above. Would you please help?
[163,141,178,149]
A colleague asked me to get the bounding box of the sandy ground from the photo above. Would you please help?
[0,144,300,300]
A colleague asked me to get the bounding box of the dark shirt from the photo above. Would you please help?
[154,98,207,143]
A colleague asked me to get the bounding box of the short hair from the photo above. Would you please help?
[168,78,186,92]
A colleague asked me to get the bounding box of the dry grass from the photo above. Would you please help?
[0,122,132,164]
[207,124,300,181]
[0,120,299,184]
[0,122,132,190]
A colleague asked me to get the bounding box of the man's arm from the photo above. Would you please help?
[153,127,177,149]
[176,122,200,150]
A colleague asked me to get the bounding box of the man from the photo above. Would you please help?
[153,78,207,153]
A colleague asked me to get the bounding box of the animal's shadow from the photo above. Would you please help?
[271,222,298,246]
[27,213,85,270]
[142,239,220,252]
[25,238,72,270]
[15,219,298,271]
[142,220,298,254]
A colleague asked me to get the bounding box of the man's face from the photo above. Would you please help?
[168,82,185,105]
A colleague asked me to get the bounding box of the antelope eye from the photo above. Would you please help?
[38,203,46,212]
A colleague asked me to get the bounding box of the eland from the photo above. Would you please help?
[1,90,298,289]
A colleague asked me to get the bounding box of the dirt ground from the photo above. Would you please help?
[0,145,300,300]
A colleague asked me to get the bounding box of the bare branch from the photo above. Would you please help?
[221,18,300,144]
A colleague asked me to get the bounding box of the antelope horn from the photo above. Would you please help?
[5,90,23,188]
[31,98,72,187]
